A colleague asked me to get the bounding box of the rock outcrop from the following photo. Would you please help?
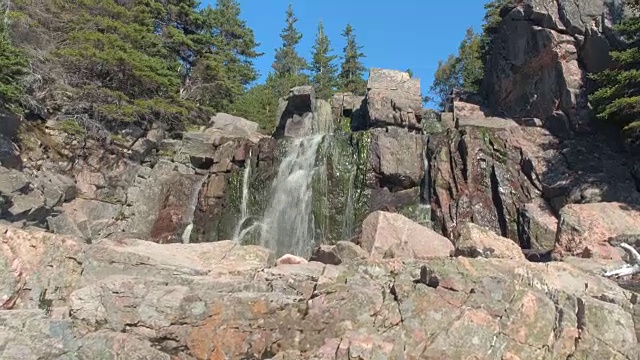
[365,68,423,130]
[483,0,628,133]
[274,86,333,138]
[427,93,640,259]
[0,223,637,359]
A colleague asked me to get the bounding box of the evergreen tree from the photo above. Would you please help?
[428,0,502,109]
[7,0,261,132]
[185,0,262,111]
[230,81,279,132]
[590,5,640,138]
[272,4,307,79]
[338,24,367,96]
[430,54,463,109]
[310,21,338,99]
[0,20,27,110]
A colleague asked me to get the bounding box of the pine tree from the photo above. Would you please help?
[590,6,640,138]
[186,0,262,111]
[0,20,27,110]
[310,21,338,99]
[338,24,367,96]
[272,4,307,79]
[7,0,262,131]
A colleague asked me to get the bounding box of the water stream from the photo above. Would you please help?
[232,149,253,241]
[183,174,208,243]
[258,134,325,257]
[341,169,356,240]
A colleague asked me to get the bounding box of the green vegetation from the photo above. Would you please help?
[338,24,367,96]
[5,0,260,133]
[310,21,338,100]
[2,1,368,137]
[428,0,509,109]
[231,6,367,133]
[590,4,640,134]
[0,16,27,110]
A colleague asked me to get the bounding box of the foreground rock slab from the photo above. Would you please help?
[0,225,638,359]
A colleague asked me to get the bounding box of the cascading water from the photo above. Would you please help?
[232,149,254,241]
[422,137,431,204]
[341,169,356,240]
[259,134,325,257]
[183,174,208,244]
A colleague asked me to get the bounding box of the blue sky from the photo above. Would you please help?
[207,1,486,100]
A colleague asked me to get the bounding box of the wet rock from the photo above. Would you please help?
[370,127,423,191]
[365,68,422,130]
[553,202,640,260]
[309,241,368,265]
[360,211,453,260]
[455,222,526,260]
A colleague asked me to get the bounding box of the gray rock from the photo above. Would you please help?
[0,134,21,169]
[484,0,629,133]
[0,109,21,139]
[209,112,259,137]
[366,68,423,130]
[48,198,122,241]
[275,86,335,138]
[370,127,424,190]
[309,241,368,265]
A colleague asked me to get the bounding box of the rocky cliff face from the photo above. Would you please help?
[483,0,627,133]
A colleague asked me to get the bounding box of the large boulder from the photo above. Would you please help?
[365,68,423,130]
[428,112,640,247]
[0,134,21,169]
[553,202,640,260]
[209,112,260,137]
[428,124,541,242]
[0,166,76,224]
[360,211,454,260]
[483,0,629,133]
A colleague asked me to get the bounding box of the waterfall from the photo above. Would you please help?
[341,169,356,240]
[232,149,253,241]
[259,134,325,257]
[422,137,431,204]
[182,174,207,243]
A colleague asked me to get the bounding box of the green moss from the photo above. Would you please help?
[59,119,86,136]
